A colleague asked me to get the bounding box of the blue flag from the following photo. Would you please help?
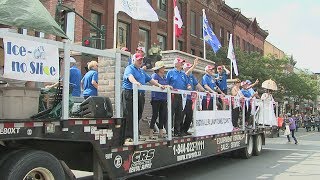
[203,11,221,53]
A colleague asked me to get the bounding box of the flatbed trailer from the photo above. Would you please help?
[0,117,267,180]
[0,30,273,180]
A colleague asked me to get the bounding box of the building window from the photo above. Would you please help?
[139,28,149,52]
[178,40,183,51]
[200,51,203,58]
[220,27,224,46]
[18,28,27,35]
[191,49,195,55]
[191,11,196,36]
[178,1,184,23]
[210,22,215,32]
[200,16,203,38]
[157,0,167,19]
[227,31,231,43]
[117,21,130,49]
[247,42,251,52]
[236,36,240,48]
[35,31,45,38]
[242,39,246,51]
[157,34,166,50]
[90,11,102,49]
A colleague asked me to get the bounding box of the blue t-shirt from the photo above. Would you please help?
[122,64,151,90]
[241,88,251,98]
[248,88,255,96]
[202,74,217,91]
[151,73,168,101]
[187,73,198,100]
[166,68,189,90]
[82,70,98,96]
[216,72,228,90]
[69,66,82,97]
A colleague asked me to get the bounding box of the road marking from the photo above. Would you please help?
[264,148,320,153]
[282,157,303,160]
[277,160,297,163]
[297,132,317,138]
[257,174,273,179]
[270,164,280,168]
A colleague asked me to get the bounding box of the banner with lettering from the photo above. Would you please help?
[3,37,59,82]
[194,110,233,136]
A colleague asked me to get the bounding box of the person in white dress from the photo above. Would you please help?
[256,89,277,126]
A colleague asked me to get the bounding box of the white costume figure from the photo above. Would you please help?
[256,92,277,126]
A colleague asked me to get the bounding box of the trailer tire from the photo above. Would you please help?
[0,149,65,180]
[239,135,253,159]
[253,134,263,156]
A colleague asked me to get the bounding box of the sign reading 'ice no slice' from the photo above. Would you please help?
[194,110,233,136]
[3,37,59,82]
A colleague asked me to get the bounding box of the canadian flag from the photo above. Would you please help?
[174,0,183,38]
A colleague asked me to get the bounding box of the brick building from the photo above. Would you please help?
[41,0,268,59]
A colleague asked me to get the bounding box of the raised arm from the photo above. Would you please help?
[185,58,199,76]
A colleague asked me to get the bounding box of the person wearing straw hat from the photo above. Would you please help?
[182,58,206,136]
[231,78,244,129]
[122,53,165,143]
[166,57,191,137]
[149,61,170,139]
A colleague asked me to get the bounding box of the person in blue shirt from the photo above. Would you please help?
[245,79,260,98]
[122,53,164,143]
[240,80,259,128]
[202,65,225,110]
[166,57,191,137]
[81,61,98,99]
[69,57,82,97]
[216,65,230,94]
[182,59,206,136]
[149,61,170,139]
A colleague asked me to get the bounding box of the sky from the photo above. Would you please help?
[225,0,320,73]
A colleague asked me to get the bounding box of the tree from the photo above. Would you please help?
[206,48,319,104]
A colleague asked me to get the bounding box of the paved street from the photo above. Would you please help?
[74,129,320,180]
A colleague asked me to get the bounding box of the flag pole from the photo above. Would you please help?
[230,34,233,79]
[202,9,206,60]
[173,0,176,50]
[113,11,118,49]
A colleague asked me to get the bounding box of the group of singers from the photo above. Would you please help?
[121,47,258,143]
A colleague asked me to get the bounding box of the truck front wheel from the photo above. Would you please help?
[0,150,65,180]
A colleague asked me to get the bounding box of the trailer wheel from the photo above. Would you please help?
[253,134,263,156]
[0,150,65,180]
[240,135,253,159]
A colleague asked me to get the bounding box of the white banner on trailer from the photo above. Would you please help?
[3,37,59,82]
[194,110,233,136]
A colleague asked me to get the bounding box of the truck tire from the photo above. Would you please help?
[239,135,253,159]
[253,134,263,156]
[0,149,65,180]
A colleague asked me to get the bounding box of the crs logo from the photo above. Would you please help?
[114,155,123,168]
[132,149,155,163]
